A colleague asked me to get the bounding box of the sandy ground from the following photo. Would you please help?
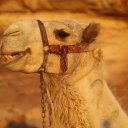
[0,12,128,127]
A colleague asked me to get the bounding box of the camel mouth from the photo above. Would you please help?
[0,50,28,65]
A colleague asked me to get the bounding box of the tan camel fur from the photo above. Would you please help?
[0,20,128,128]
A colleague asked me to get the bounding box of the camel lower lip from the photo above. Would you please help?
[0,51,26,65]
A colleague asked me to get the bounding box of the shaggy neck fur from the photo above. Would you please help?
[43,51,103,128]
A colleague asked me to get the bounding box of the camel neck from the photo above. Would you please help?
[43,56,104,90]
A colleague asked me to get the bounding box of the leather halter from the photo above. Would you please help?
[37,20,89,73]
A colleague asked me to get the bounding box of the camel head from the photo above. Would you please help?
[0,20,100,74]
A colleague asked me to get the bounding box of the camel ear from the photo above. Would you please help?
[82,23,100,43]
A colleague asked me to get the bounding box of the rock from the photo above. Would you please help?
[0,108,38,128]
[0,0,27,12]
[0,122,6,128]
[0,0,128,16]
[3,108,25,123]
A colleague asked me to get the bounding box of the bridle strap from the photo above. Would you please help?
[48,43,89,54]
[47,43,89,72]
[37,20,89,73]
[38,20,49,46]
[38,20,54,127]
[37,20,49,72]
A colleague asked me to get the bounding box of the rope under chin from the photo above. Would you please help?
[38,67,56,128]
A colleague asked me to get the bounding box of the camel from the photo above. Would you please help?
[0,20,128,128]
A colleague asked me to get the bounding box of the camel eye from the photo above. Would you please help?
[54,29,70,40]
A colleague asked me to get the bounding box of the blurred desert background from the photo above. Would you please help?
[0,0,128,128]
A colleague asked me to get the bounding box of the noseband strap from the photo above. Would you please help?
[37,20,89,73]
